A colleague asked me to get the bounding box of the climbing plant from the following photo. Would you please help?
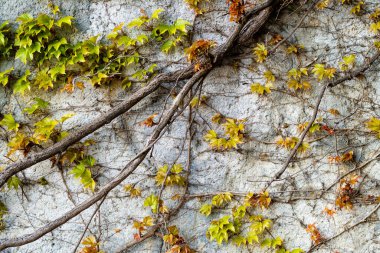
[0,0,380,253]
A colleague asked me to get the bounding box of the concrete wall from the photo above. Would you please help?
[0,0,379,252]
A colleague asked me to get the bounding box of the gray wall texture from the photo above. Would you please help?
[0,0,380,252]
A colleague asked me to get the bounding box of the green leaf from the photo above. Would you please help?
[212,192,233,207]
[38,177,49,185]
[291,249,304,253]
[272,237,283,248]
[13,70,31,95]
[0,32,5,46]
[69,161,96,191]
[36,14,54,29]
[232,236,247,247]
[33,117,58,143]
[70,163,86,178]
[15,47,33,64]
[48,64,65,81]
[246,230,259,244]
[60,113,75,123]
[57,131,69,141]
[56,16,74,27]
[7,176,21,190]
[200,204,212,216]
[82,156,96,167]
[151,8,164,19]
[0,20,9,30]
[35,68,54,91]
[47,38,68,53]
[116,36,135,48]
[0,114,19,132]
[81,174,95,191]
[147,64,157,73]
[161,40,175,53]
[232,205,246,219]
[136,34,149,44]
[48,3,60,15]
[262,219,272,230]
[18,37,33,48]
[170,164,183,174]
[173,19,191,34]
[128,17,148,28]
[0,67,13,86]
[261,238,273,248]
[23,97,49,114]
[144,194,159,213]
[16,13,33,23]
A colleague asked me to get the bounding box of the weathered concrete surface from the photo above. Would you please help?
[0,0,380,252]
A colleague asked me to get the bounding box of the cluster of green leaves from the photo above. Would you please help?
[202,191,303,252]
[14,13,73,64]
[0,21,13,59]
[152,18,191,53]
[204,118,245,150]
[70,156,96,191]
[126,8,192,53]
[200,192,233,216]
[232,215,273,247]
[155,164,186,186]
[143,194,168,214]
[206,215,237,244]
[59,139,97,191]
[0,107,73,161]
[0,9,191,95]
[0,9,193,193]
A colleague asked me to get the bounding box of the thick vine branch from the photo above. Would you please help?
[0,68,208,251]
[0,1,280,248]
[0,0,275,189]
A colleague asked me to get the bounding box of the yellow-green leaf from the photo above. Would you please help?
[0,114,19,132]
[56,16,73,27]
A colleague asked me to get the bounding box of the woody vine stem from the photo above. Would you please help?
[0,0,380,252]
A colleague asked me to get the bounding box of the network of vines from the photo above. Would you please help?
[0,0,380,252]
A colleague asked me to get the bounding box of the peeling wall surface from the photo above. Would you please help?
[0,0,380,253]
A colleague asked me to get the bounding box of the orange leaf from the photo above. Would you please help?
[140,113,158,127]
